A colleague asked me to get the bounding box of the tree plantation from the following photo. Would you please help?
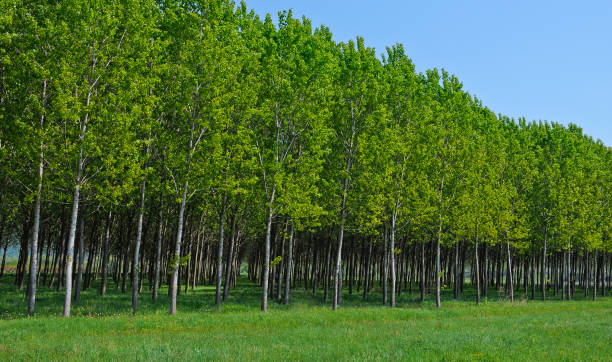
[1,0,611,323]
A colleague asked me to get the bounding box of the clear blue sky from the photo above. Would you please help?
[245,0,612,146]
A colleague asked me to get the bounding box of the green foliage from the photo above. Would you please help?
[168,254,191,274]
[270,256,282,267]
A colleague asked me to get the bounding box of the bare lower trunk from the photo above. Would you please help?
[153,194,163,301]
[334,136,353,310]
[506,237,514,302]
[27,148,44,315]
[216,196,227,308]
[261,205,274,312]
[334,180,349,311]
[324,240,331,302]
[277,223,286,301]
[435,231,441,308]
[541,227,547,301]
[170,180,188,315]
[0,223,6,277]
[74,209,86,303]
[383,227,388,305]
[483,244,488,297]
[63,165,82,317]
[592,251,598,301]
[390,213,397,307]
[284,224,294,305]
[132,178,147,311]
[436,172,445,309]
[475,237,480,305]
[454,240,459,299]
[223,212,238,301]
[420,241,425,302]
[100,211,112,295]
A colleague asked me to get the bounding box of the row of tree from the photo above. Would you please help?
[0,0,610,317]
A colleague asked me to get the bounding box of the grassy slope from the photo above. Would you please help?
[0,274,610,361]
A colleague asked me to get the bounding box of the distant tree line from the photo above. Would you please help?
[0,0,610,316]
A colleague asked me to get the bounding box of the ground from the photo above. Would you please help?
[0,271,610,361]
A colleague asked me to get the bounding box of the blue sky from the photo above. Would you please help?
[245,0,612,146]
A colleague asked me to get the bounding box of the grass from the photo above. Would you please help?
[0,273,611,361]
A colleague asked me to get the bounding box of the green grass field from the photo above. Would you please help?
[0,273,610,361]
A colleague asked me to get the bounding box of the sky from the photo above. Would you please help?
[245,0,612,146]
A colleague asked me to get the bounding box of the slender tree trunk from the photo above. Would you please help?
[454,240,459,299]
[36,230,44,284]
[153,194,163,301]
[562,250,568,301]
[506,235,514,302]
[223,212,238,301]
[334,192,348,310]
[284,224,294,305]
[27,79,47,313]
[63,170,82,316]
[27,148,44,315]
[216,196,227,308]
[592,251,598,301]
[100,211,112,295]
[324,239,331,302]
[436,172,445,309]
[261,198,274,312]
[17,212,31,290]
[334,142,353,311]
[383,227,388,305]
[475,232,480,305]
[0,218,7,278]
[363,241,372,300]
[170,180,188,315]
[277,222,286,300]
[541,226,547,301]
[132,167,148,310]
[74,208,86,303]
[390,212,397,307]
[420,241,425,302]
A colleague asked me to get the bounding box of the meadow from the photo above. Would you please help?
[1,271,610,361]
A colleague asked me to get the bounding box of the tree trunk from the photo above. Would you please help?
[436,172,445,309]
[261,197,274,312]
[383,227,388,305]
[324,239,331,302]
[475,234,480,305]
[284,224,294,305]
[74,209,86,303]
[132,175,147,311]
[0,237,7,278]
[420,241,425,302]
[541,226,547,301]
[277,221,286,300]
[216,196,227,308]
[506,237,514,302]
[27,147,44,315]
[454,240,459,299]
[63,142,84,317]
[223,212,238,301]
[100,211,112,296]
[170,180,188,315]
[153,194,163,301]
[592,251,598,301]
[334,145,353,311]
[390,212,397,307]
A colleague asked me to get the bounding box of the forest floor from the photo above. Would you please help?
[0,273,611,361]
